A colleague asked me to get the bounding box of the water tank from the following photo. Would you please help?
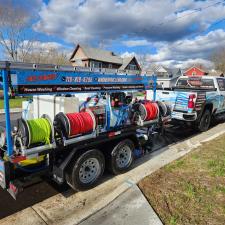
[22,95,80,121]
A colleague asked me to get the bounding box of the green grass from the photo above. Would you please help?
[139,134,225,225]
[0,97,29,109]
[165,159,185,172]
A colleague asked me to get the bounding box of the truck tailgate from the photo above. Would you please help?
[146,89,177,109]
[173,92,189,112]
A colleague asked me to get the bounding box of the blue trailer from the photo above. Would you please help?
[0,61,169,199]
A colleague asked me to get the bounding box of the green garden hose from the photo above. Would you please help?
[27,118,51,145]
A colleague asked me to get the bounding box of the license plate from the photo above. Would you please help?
[171,111,183,119]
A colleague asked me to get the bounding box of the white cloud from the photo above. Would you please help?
[34,0,225,44]
[121,29,225,69]
[149,29,225,62]
[122,39,151,47]
[176,58,214,69]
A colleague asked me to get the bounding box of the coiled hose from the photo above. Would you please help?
[27,118,52,145]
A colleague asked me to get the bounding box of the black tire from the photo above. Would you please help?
[65,149,105,191]
[106,139,135,175]
[197,109,211,132]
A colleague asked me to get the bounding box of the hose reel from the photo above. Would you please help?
[17,114,53,148]
[131,101,159,124]
[54,110,96,139]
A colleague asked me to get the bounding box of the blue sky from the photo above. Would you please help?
[3,0,225,68]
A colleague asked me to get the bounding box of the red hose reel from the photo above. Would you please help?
[66,111,96,137]
[54,110,96,138]
[138,101,159,121]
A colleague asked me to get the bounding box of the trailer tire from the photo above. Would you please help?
[65,149,105,191]
[197,109,211,132]
[107,139,134,175]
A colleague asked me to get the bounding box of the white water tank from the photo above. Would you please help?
[22,95,80,122]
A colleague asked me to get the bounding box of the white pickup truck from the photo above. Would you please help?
[147,76,225,131]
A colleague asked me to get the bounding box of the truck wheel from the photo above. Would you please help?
[66,149,105,191]
[197,109,211,132]
[107,139,134,175]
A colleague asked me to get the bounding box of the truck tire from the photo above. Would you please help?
[65,149,105,191]
[106,139,135,175]
[197,109,211,132]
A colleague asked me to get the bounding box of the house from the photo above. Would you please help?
[147,65,182,88]
[154,65,182,78]
[69,44,141,71]
[183,66,208,76]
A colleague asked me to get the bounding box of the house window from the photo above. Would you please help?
[90,61,102,68]
[157,72,167,77]
[128,64,137,70]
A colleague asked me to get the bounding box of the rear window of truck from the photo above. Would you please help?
[176,78,215,89]
[217,78,225,91]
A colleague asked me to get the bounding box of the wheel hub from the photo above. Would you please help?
[116,146,132,168]
[79,158,100,184]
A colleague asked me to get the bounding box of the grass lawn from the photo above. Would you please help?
[139,134,225,225]
[0,97,29,109]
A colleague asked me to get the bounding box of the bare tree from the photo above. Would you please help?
[211,48,225,72]
[0,1,70,65]
[0,1,33,61]
[22,46,70,65]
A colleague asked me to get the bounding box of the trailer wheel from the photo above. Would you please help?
[107,139,134,175]
[197,109,211,132]
[66,149,105,191]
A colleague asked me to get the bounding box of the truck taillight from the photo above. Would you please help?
[188,94,196,109]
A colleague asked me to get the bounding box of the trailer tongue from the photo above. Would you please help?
[0,61,168,199]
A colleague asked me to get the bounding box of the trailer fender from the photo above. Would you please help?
[0,160,11,189]
[52,148,80,184]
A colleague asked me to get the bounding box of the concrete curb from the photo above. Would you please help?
[1,123,225,225]
[0,108,22,114]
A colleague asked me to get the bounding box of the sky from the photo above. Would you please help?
[3,0,225,68]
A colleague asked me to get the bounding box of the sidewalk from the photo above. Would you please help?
[79,184,163,225]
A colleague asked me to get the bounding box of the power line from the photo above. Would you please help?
[144,0,225,31]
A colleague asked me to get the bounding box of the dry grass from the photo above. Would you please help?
[139,135,225,225]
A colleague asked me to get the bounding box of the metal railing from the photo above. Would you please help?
[0,61,153,76]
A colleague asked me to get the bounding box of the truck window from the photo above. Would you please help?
[176,78,188,86]
[201,79,214,88]
[176,78,214,88]
[217,78,225,91]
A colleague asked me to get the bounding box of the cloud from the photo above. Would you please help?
[122,39,151,47]
[149,29,225,62]
[121,29,225,68]
[34,0,225,44]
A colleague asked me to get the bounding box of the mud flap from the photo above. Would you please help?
[0,159,11,189]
